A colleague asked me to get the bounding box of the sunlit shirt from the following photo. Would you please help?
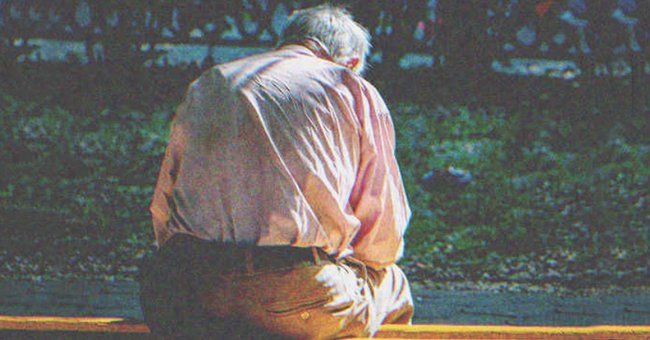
[150,44,411,268]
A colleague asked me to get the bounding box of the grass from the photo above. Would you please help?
[1,91,648,287]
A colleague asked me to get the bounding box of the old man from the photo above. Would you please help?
[140,5,414,339]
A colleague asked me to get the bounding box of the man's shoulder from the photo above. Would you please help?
[215,49,278,73]
[357,77,381,95]
[209,48,314,90]
[215,45,349,79]
[192,47,383,103]
[186,65,230,95]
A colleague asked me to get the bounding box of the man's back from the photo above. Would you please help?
[151,44,410,266]
[142,5,414,339]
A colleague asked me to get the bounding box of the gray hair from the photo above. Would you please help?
[278,4,371,74]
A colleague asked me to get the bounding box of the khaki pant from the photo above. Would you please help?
[140,235,414,339]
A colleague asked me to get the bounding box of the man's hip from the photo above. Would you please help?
[139,234,413,339]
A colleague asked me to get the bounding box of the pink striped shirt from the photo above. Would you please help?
[150,44,410,268]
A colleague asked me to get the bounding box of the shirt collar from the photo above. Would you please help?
[302,38,334,62]
[282,38,334,63]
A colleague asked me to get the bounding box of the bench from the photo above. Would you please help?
[2,315,650,339]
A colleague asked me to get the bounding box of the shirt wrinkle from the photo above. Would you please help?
[151,45,410,267]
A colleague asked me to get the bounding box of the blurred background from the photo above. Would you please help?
[1,0,648,290]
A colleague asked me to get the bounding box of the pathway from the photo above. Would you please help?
[1,280,649,326]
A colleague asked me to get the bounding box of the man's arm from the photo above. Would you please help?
[348,80,411,269]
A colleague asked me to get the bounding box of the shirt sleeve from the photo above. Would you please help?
[149,81,194,247]
[348,79,411,269]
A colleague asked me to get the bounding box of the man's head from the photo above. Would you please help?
[278,4,371,75]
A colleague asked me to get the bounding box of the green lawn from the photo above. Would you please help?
[1,92,648,287]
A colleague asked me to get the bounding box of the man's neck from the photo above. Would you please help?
[301,38,334,62]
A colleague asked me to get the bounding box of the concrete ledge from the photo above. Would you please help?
[2,316,650,339]
[0,316,149,333]
[372,324,650,339]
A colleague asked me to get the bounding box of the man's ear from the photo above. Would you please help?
[345,57,360,71]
